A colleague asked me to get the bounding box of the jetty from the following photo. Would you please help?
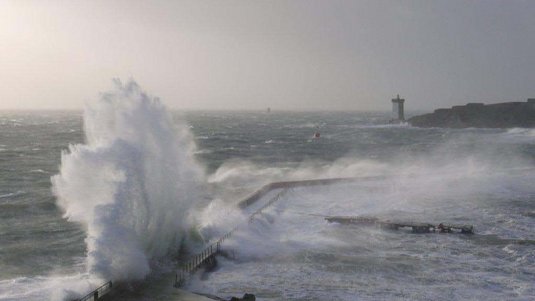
[75,176,480,300]
[325,216,474,234]
[76,281,113,301]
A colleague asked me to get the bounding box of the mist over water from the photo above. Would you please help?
[189,115,535,300]
[0,86,534,300]
[193,149,535,300]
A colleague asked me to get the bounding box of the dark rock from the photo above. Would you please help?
[230,293,256,301]
[408,100,535,128]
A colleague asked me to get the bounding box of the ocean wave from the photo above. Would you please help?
[283,122,325,129]
[498,128,535,144]
[0,274,103,301]
[0,191,26,199]
[194,160,535,300]
[194,149,213,154]
[505,127,535,137]
[52,79,204,283]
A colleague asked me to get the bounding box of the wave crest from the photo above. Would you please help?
[52,79,203,281]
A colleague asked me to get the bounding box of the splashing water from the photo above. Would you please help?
[52,79,203,281]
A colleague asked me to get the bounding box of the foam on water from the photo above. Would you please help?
[0,274,104,301]
[193,145,535,300]
[2,97,535,300]
[0,191,26,199]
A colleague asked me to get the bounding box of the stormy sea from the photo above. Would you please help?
[1,82,534,300]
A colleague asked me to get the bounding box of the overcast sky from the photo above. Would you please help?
[1,0,534,111]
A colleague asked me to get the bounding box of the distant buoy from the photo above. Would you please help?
[314,132,320,138]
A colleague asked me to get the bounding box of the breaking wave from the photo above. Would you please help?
[52,79,203,282]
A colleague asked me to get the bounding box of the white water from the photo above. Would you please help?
[192,156,535,300]
[189,126,535,300]
[2,93,535,300]
[49,80,203,294]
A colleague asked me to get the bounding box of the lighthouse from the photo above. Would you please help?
[391,94,405,122]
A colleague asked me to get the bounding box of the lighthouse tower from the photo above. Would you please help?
[391,94,405,122]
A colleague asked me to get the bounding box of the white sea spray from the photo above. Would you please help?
[52,79,203,281]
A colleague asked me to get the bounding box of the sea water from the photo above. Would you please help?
[0,84,534,300]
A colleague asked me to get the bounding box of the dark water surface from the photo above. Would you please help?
[0,111,534,300]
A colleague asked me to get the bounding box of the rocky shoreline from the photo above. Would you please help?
[408,99,535,128]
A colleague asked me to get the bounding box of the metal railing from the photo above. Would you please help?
[74,177,365,297]
[237,177,360,209]
[174,224,238,286]
[174,178,370,287]
[77,281,113,301]
[174,189,288,287]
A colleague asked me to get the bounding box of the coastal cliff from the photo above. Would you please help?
[408,99,535,128]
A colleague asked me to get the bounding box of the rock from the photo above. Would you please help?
[230,293,256,301]
[408,99,535,128]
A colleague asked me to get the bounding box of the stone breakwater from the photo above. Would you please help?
[409,99,535,128]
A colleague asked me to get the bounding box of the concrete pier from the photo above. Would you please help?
[74,176,376,300]
[325,216,474,234]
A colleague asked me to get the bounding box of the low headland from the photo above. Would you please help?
[408,99,535,128]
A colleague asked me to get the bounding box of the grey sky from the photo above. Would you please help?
[1,0,534,111]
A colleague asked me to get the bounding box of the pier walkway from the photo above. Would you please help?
[174,177,371,287]
[76,177,361,300]
[325,216,474,234]
[76,281,113,301]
